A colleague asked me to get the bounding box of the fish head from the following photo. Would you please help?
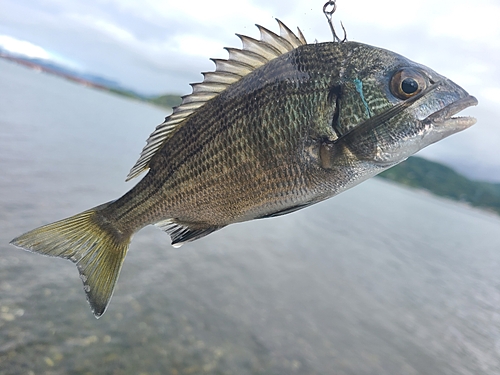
[332,42,478,167]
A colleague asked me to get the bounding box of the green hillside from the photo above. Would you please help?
[107,89,182,109]
[379,157,500,215]
[148,94,182,108]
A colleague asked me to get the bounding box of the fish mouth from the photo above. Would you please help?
[425,95,478,129]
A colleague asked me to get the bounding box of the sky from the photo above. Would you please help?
[1,0,500,181]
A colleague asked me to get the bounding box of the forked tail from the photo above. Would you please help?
[10,202,131,318]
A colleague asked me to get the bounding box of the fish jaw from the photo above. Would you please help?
[400,88,478,163]
[422,94,478,140]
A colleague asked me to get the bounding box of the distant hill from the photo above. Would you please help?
[0,49,182,109]
[378,157,500,215]
[148,94,182,109]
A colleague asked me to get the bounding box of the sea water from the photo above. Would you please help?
[1,59,500,375]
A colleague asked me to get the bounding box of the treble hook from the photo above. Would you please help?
[323,0,347,43]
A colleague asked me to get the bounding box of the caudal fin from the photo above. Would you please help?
[10,202,131,318]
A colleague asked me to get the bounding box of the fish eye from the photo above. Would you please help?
[390,69,427,100]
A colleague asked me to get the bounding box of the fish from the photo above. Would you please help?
[10,20,478,318]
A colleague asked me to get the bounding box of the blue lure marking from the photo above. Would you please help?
[354,78,372,118]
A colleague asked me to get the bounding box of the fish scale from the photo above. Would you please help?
[10,21,477,317]
[146,56,326,219]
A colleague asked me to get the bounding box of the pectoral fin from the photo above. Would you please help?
[257,202,314,219]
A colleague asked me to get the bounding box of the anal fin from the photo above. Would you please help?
[156,219,223,248]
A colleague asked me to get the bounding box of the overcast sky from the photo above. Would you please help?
[1,0,500,181]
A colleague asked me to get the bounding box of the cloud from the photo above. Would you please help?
[0,35,51,59]
[69,15,136,43]
[4,0,495,95]
[481,88,500,106]
[429,2,500,49]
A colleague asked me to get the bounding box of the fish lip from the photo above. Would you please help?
[424,95,478,129]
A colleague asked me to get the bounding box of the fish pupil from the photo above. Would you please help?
[401,78,419,94]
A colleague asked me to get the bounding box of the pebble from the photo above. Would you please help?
[44,357,54,367]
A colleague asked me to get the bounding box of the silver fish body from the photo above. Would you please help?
[11,21,477,317]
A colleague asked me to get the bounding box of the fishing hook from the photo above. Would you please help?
[323,0,347,43]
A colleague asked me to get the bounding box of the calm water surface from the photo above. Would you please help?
[1,59,500,375]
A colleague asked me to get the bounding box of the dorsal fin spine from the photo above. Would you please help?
[202,71,242,84]
[225,47,269,68]
[191,82,229,94]
[297,28,307,45]
[256,25,294,53]
[236,34,282,58]
[175,102,205,111]
[125,20,307,182]
[211,58,253,75]
[276,19,303,48]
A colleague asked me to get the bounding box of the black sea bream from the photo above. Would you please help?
[11,20,478,317]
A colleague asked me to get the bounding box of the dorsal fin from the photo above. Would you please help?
[126,19,307,181]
